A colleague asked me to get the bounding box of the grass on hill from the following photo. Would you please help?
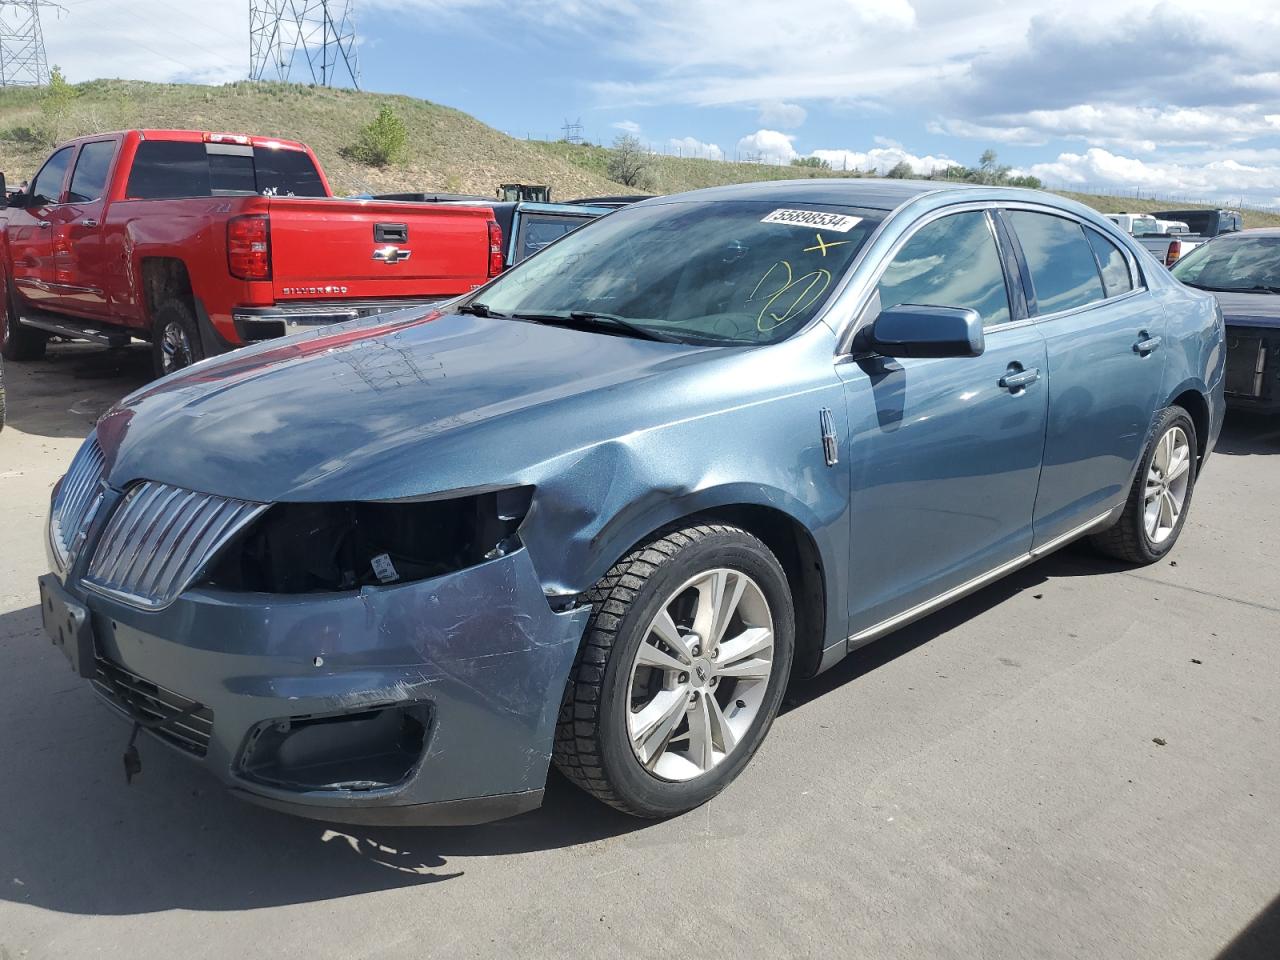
[2,79,1276,229]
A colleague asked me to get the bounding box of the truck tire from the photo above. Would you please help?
[1090,406,1198,564]
[553,523,795,818]
[151,300,205,379]
[1,279,47,361]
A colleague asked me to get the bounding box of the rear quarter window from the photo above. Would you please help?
[1085,227,1135,298]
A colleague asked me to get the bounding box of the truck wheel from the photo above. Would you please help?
[1,280,47,361]
[1090,406,1198,564]
[151,300,205,378]
[553,523,795,818]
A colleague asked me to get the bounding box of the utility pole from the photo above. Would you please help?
[560,118,584,144]
[249,0,360,89]
[0,0,60,87]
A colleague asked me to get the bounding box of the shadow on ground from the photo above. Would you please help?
[1215,892,1280,960]
[0,547,1126,918]
[1213,410,1280,457]
[1,343,151,440]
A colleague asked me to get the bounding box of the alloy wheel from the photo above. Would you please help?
[1144,425,1192,544]
[160,321,193,375]
[625,568,775,782]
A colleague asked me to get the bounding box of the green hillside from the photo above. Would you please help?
[2,79,1277,228]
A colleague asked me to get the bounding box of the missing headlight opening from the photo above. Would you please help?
[204,488,532,594]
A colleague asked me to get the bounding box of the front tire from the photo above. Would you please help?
[1,277,46,361]
[554,523,795,818]
[151,300,205,379]
[1090,406,1198,564]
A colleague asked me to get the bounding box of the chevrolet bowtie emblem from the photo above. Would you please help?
[372,245,411,263]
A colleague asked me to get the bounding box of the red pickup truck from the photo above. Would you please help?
[0,130,501,376]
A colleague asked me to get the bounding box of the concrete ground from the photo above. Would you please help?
[1,344,1277,960]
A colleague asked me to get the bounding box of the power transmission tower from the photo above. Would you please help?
[0,0,60,87]
[561,118,584,144]
[249,0,360,89]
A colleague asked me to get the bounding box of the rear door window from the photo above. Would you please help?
[1008,211,1106,315]
[1084,227,1135,298]
[877,210,1012,327]
[66,140,118,203]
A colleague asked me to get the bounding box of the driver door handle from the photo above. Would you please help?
[81,218,99,228]
[999,366,1040,391]
[36,220,50,228]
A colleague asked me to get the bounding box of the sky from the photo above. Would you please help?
[33,0,1280,207]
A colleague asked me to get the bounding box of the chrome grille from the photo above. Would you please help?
[85,482,267,609]
[49,437,107,569]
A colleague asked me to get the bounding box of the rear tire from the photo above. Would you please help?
[1,277,47,361]
[553,523,795,819]
[1090,406,1198,564]
[150,300,204,379]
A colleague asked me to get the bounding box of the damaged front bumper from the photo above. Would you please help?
[41,546,589,825]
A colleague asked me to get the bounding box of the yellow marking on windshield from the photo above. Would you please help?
[803,233,851,257]
[746,260,833,331]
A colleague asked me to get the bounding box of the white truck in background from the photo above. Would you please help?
[1106,212,1202,267]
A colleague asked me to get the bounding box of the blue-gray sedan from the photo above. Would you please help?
[38,179,1225,824]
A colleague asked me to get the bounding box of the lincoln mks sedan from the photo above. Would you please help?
[39,179,1224,824]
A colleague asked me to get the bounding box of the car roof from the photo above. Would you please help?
[645,177,976,211]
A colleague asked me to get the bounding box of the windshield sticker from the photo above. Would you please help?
[761,209,862,232]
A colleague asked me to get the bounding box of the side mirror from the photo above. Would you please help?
[864,304,985,359]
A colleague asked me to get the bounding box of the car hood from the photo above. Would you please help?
[99,310,716,503]
[1212,291,1280,329]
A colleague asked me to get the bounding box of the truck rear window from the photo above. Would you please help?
[125,141,326,200]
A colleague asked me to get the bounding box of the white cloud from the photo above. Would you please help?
[735,129,797,164]
[611,120,642,135]
[39,0,247,84]
[937,104,1280,153]
[757,101,807,129]
[1029,147,1280,206]
[811,146,959,176]
[668,136,723,160]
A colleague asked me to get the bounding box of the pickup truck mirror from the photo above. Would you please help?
[864,304,985,359]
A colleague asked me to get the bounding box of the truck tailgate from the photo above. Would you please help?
[266,198,493,300]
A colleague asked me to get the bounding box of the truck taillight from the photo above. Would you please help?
[1165,239,1182,267]
[488,220,504,277]
[227,214,272,281]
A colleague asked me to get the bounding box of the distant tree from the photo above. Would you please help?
[885,160,915,179]
[36,65,77,145]
[979,149,999,173]
[607,133,653,187]
[790,156,830,170]
[342,104,408,167]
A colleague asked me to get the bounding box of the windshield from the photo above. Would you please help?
[469,199,882,345]
[1171,236,1280,292]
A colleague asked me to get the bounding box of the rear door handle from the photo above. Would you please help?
[1134,334,1162,355]
[999,366,1041,391]
[81,219,99,228]
[36,220,50,228]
